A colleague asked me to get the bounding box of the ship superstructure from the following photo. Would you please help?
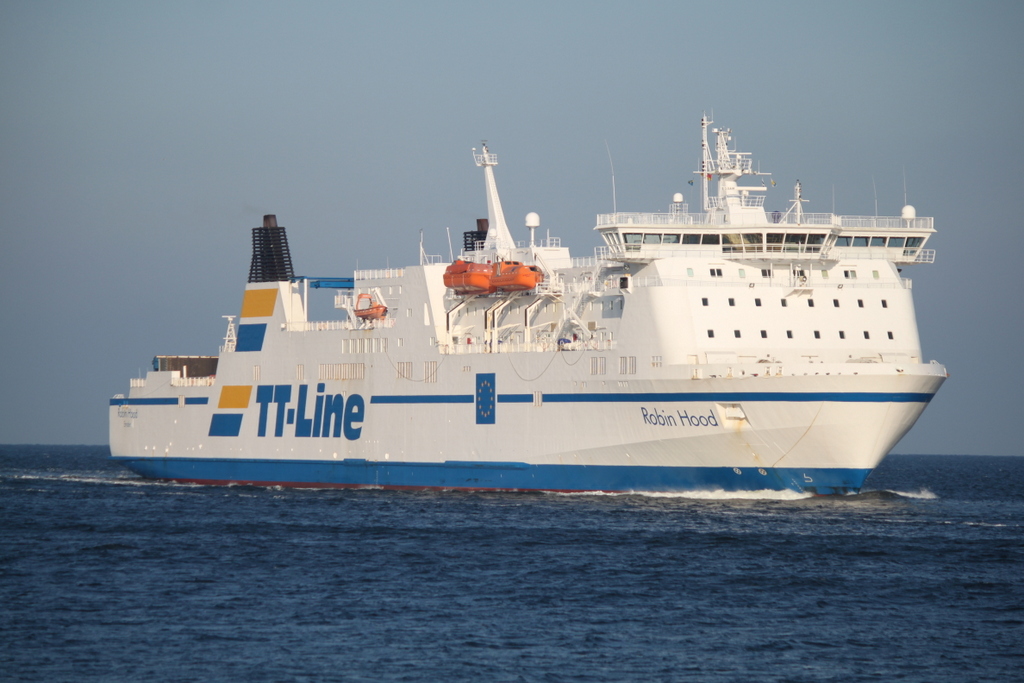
[110,118,946,494]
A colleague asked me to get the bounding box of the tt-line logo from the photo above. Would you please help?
[255,384,364,440]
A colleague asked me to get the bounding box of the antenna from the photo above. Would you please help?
[604,140,617,214]
[903,166,908,206]
[872,175,878,216]
[445,226,454,261]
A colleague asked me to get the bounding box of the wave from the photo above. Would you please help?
[547,488,814,501]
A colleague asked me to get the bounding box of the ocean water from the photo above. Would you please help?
[1,446,1022,682]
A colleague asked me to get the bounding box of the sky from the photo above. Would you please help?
[1,0,1021,455]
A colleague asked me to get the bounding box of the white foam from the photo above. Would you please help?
[887,488,938,500]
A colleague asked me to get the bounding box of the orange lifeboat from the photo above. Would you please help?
[491,261,544,292]
[353,293,388,320]
[444,259,496,295]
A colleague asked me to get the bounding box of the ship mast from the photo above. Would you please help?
[473,142,515,257]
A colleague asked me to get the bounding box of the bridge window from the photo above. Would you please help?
[834,236,851,246]
[853,236,869,247]
[871,237,886,247]
[662,234,680,244]
[888,237,906,248]
[807,234,826,245]
[624,233,642,244]
[906,237,924,247]
[701,234,721,245]
[683,234,701,244]
[643,234,662,244]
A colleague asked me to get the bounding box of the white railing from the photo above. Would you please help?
[170,376,216,387]
[914,249,936,263]
[354,268,405,280]
[596,212,933,230]
[286,318,397,332]
[440,338,618,355]
[838,216,934,230]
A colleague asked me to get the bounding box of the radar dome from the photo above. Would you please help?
[525,212,540,228]
[901,205,916,220]
[672,193,684,203]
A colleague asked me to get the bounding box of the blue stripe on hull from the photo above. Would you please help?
[111,456,870,495]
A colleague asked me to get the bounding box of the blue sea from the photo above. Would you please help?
[1,446,1022,682]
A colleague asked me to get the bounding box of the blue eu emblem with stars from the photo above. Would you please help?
[475,373,495,424]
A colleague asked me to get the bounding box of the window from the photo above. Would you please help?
[701,297,709,306]
[734,330,741,338]
[888,237,906,248]
[707,330,715,338]
[839,331,846,339]
[786,330,793,339]
[853,236,869,247]
[702,234,721,245]
[687,268,694,277]
[662,234,680,244]
[887,331,894,340]
[906,237,924,247]
[710,268,723,277]
[881,299,888,308]
[814,331,821,339]
[728,298,735,306]
[864,331,871,339]
[755,298,762,307]
[643,234,661,244]
[872,270,880,279]
[760,330,767,338]
[833,299,840,307]
[808,299,815,307]
[624,233,642,244]
[781,299,788,307]
[738,269,746,278]
[871,236,886,247]
[761,268,772,278]
[682,234,701,245]
[821,270,829,279]
[858,300,864,308]
[844,270,857,279]
[834,236,851,246]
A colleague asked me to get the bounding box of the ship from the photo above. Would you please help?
[109,117,947,494]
